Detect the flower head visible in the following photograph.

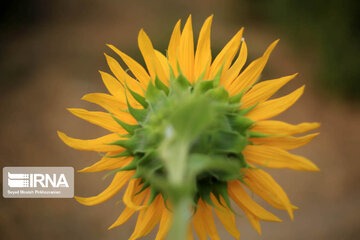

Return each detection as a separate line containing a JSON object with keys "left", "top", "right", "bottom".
{"left": 58, "top": 15, "right": 320, "bottom": 240}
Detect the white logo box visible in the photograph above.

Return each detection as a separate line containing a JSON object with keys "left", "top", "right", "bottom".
{"left": 3, "top": 167, "right": 74, "bottom": 198}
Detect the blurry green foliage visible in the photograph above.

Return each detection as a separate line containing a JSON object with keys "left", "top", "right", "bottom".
{"left": 243, "top": 0, "right": 360, "bottom": 100}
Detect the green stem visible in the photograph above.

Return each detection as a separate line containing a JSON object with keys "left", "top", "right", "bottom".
{"left": 167, "top": 196, "right": 192, "bottom": 240}
{"left": 160, "top": 134, "right": 194, "bottom": 240}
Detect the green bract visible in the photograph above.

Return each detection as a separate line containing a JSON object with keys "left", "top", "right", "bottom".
{"left": 108, "top": 69, "right": 263, "bottom": 210}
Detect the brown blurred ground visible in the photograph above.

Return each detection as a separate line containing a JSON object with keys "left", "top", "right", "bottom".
{"left": 1, "top": 1, "right": 360, "bottom": 239}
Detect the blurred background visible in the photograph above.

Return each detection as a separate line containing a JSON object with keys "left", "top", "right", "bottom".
{"left": 1, "top": 0, "right": 359, "bottom": 239}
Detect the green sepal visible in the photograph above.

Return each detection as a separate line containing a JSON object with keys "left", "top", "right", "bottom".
{"left": 197, "top": 180, "right": 216, "bottom": 208}
{"left": 106, "top": 150, "right": 131, "bottom": 158}
{"left": 135, "top": 180, "right": 150, "bottom": 195}
{"left": 229, "top": 115, "right": 254, "bottom": 133}
{"left": 212, "top": 130, "right": 248, "bottom": 154}
{"left": 194, "top": 64, "right": 208, "bottom": 84}
{"left": 115, "top": 133, "right": 132, "bottom": 138}
{"left": 101, "top": 157, "right": 138, "bottom": 180}
{"left": 109, "top": 112, "right": 140, "bottom": 135}
{"left": 145, "top": 81, "right": 167, "bottom": 109}
{"left": 229, "top": 91, "right": 245, "bottom": 104}
{"left": 168, "top": 60, "right": 176, "bottom": 81}
{"left": 127, "top": 86, "right": 148, "bottom": 108}
{"left": 109, "top": 138, "right": 136, "bottom": 152}
{"left": 194, "top": 80, "right": 215, "bottom": 94}
{"left": 212, "top": 181, "right": 233, "bottom": 211}
{"left": 155, "top": 76, "right": 169, "bottom": 95}
{"left": 126, "top": 100, "right": 147, "bottom": 122}
{"left": 248, "top": 131, "right": 271, "bottom": 138}
{"left": 237, "top": 102, "right": 259, "bottom": 115}
{"left": 171, "top": 73, "right": 191, "bottom": 93}
{"left": 118, "top": 157, "right": 138, "bottom": 171}
{"left": 147, "top": 187, "right": 160, "bottom": 205}
{"left": 205, "top": 86, "right": 229, "bottom": 102}
{"left": 237, "top": 153, "right": 249, "bottom": 168}
{"left": 212, "top": 65, "right": 224, "bottom": 87}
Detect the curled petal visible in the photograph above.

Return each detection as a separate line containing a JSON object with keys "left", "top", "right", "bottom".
{"left": 108, "top": 181, "right": 149, "bottom": 230}
{"left": 192, "top": 199, "right": 220, "bottom": 240}
{"left": 242, "top": 207, "right": 262, "bottom": 235}
{"left": 228, "top": 180, "right": 281, "bottom": 222}
{"left": 57, "top": 131, "right": 124, "bottom": 152}
{"left": 79, "top": 156, "right": 132, "bottom": 173}
{"left": 129, "top": 195, "right": 162, "bottom": 240}
{"left": 104, "top": 54, "right": 144, "bottom": 96}
{"left": 210, "top": 194, "right": 240, "bottom": 239}
{"left": 107, "top": 44, "right": 150, "bottom": 88}
{"left": 123, "top": 179, "right": 148, "bottom": 210}
{"left": 244, "top": 168, "right": 294, "bottom": 219}
{"left": 155, "top": 201, "right": 172, "bottom": 240}
{"left": 75, "top": 171, "right": 134, "bottom": 206}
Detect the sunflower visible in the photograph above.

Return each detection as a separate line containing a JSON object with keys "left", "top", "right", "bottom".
{"left": 58, "top": 15, "right": 320, "bottom": 240}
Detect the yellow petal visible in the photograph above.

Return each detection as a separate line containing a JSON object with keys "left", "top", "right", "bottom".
{"left": 67, "top": 108, "right": 135, "bottom": 133}
{"left": 192, "top": 199, "right": 220, "bottom": 240}
{"left": 168, "top": 19, "right": 181, "bottom": 77}
{"left": 209, "top": 28, "right": 243, "bottom": 80}
{"left": 228, "top": 40, "right": 279, "bottom": 96}
{"left": 108, "top": 181, "right": 149, "bottom": 230}
{"left": 109, "top": 206, "right": 135, "bottom": 230}
{"left": 104, "top": 54, "right": 144, "bottom": 96}
{"left": 242, "top": 207, "right": 262, "bottom": 235}
{"left": 187, "top": 225, "right": 194, "bottom": 240}
{"left": 243, "top": 145, "right": 320, "bottom": 171}
{"left": 194, "top": 15, "right": 213, "bottom": 81}
{"left": 246, "top": 85, "right": 305, "bottom": 121}
{"left": 222, "top": 40, "right": 248, "bottom": 89}
{"left": 244, "top": 168, "right": 294, "bottom": 219}
{"left": 75, "top": 171, "right": 134, "bottom": 206}
{"left": 154, "top": 50, "right": 170, "bottom": 84}
{"left": 251, "top": 120, "right": 321, "bottom": 135}
{"left": 138, "top": 29, "right": 168, "bottom": 84}
{"left": 82, "top": 93, "right": 128, "bottom": 113}
{"left": 178, "top": 15, "right": 194, "bottom": 82}
{"left": 210, "top": 194, "right": 240, "bottom": 239}
{"left": 228, "top": 180, "right": 281, "bottom": 222}
{"left": 99, "top": 70, "right": 125, "bottom": 98}
{"left": 242, "top": 73, "right": 298, "bottom": 108}
{"left": 123, "top": 179, "right": 148, "bottom": 211}
{"left": 129, "top": 195, "right": 162, "bottom": 240}
{"left": 250, "top": 133, "right": 319, "bottom": 150}
{"left": 78, "top": 156, "right": 132, "bottom": 173}
{"left": 155, "top": 201, "right": 172, "bottom": 240}
{"left": 57, "top": 131, "right": 123, "bottom": 152}
{"left": 107, "top": 44, "right": 150, "bottom": 88}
